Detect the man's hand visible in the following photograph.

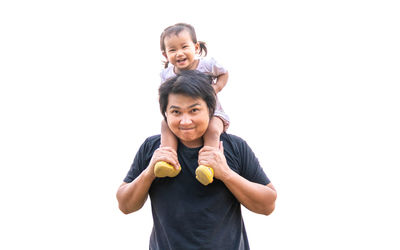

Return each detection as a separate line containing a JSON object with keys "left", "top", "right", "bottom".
{"left": 117, "top": 146, "right": 179, "bottom": 214}
{"left": 198, "top": 142, "right": 231, "bottom": 181}
{"left": 148, "top": 147, "right": 180, "bottom": 176}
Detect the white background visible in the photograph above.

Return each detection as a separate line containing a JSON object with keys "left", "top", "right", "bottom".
{"left": 1, "top": 0, "right": 399, "bottom": 249}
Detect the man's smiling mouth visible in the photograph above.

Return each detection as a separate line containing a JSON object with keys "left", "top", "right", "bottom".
{"left": 180, "top": 127, "right": 194, "bottom": 130}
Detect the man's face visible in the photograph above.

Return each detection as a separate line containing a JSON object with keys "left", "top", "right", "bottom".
{"left": 165, "top": 93, "right": 210, "bottom": 148}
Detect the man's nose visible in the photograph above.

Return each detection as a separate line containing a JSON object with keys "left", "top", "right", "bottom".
{"left": 180, "top": 114, "right": 192, "bottom": 125}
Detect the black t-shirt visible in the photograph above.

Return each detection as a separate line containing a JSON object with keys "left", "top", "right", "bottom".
{"left": 124, "top": 133, "right": 270, "bottom": 250}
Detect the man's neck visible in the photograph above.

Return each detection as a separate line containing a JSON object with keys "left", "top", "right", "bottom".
{"left": 180, "top": 138, "right": 203, "bottom": 148}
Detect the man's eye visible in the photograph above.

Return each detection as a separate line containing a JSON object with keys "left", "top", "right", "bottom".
{"left": 171, "top": 110, "right": 180, "bottom": 114}
{"left": 191, "top": 108, "right": 199, "bottom": 113}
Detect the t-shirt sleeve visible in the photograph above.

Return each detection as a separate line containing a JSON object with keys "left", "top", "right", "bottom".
{"left": 237, "top": 138, "right": 270, "bottom": 185}
{"left": 160, "top": 66, "right": 175, "bottom": 84}
{"left": 160, "top": 70, "right": 166, "bottom": 84}
{"left": 123, "top": 138, "right": 154, "bottom": 183}
{"left": 201, "top": 57, "right": 227, "bottom": 77}
{"left": 160, "top": 69, "right": 169, "bottom": 84}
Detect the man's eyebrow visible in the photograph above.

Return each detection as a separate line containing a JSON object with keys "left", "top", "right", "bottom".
{"left": 169, "top": 105, "right": 180, "bottom": 110}
{"left": 169, "top": 103, "right": 200, "bottom": 109}
{"left": 188, "top": 103, "right": 201, "bottom": 108}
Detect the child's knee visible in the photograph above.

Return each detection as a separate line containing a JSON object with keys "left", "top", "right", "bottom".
{"left": 206, "top": 119, "right": 224, "bottom": 137}
{"left": 209, "top": 117, "right": 224, "bottom": 132}
{"left": 205, "top": 127, "right": 220, "bottom": 138}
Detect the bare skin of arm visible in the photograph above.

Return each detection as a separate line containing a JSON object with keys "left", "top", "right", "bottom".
{"left": 198, "top": 143, "right": 277, "bottom": 215}
{"left": 116, "top": 147, "right": 179, "bottom": 214}
{"left": 213, "top": 72, "right": 229, "bottom": 94}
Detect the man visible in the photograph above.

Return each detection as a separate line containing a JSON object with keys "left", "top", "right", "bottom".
{"left": 117, "top": 70, "right": 277, "bottom": 249}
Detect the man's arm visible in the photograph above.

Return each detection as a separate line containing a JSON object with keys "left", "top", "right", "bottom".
{"left": 116, "top": 147, "right": 179, "bottom": 214}
{"left": 220, "top": 172, "right": 277, "bottom": 215}
{"left": 198, "top": 143, "right": 277, "bottom": 215}
{"left": 116, "top": 169, "right": 155, "bottom": 214}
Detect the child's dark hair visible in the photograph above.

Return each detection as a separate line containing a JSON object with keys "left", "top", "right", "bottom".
{"left": 160, "top": 23, "right": 208, "bottom": 68}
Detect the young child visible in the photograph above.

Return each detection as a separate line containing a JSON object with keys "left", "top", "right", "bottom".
{"left": 154, "top": 23, "right": 229, "bottom": 186}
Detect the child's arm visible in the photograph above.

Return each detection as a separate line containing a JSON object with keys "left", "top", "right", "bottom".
{"left": 213, "top": 71, "right": 229, "bottom": 94}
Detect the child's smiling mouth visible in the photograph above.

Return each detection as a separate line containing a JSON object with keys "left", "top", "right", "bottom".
{"left": 177, "top": 58, "right": 187, "bottom": 64}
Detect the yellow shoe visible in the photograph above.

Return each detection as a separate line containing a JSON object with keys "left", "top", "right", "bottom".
{"left": 154, "top": 161, "right": 181, "bottom": 178}
{"left": 195, "top": 165, "right": 214, "bottom": 186}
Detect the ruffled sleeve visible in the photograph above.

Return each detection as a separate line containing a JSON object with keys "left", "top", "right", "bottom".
{"left": 197, "top": 57, "right": 227, "bottom": 77}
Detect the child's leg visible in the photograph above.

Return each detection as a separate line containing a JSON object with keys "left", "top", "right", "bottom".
{"left": 161, "top": 119, "right": 178, "bottom": 150}
{"left": 155, "top": 120, "right": 181, "bottom": 178}
{"left": 195, "top": 116, "right": 224, "bottom": 186}
{"left": 203, "top": 116, "right": 224, "bottom": 148}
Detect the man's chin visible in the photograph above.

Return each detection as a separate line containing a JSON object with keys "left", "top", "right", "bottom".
{"left": 179, "top": 135, "right": 196, "bottom": 142}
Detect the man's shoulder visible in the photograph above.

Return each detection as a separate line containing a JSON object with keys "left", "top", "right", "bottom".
{"left": 221, "top": 133, "right": 246, "bottom": 144}
{"left": 144, "top": 134, "right": 161, "bottom": 144}
{"left": 139, "top": 134, "right": 161, "bottom": 153}
{"left": 145, "top": 134, "right": 161, "bottom": 141}
{"left": 220, "top": 133, "right": 249, "bottom": 154}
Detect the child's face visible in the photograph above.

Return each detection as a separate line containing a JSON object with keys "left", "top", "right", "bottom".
{"left": 163, "top": 30, "right": 200, "bottom": 73}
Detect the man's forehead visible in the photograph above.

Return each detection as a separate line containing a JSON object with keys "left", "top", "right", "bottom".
{"left": 167, "top": 94, "right": 204, "bottom": 108}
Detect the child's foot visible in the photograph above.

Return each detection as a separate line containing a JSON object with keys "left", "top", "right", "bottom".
{"left": 154, "top": 161, "right": 181, "bottom": 178}
{"left": 195, "top": 165, "right": 214, "bottom": 185}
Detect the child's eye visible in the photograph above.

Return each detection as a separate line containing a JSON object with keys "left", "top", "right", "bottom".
{"left": 168, "top": 49, "right": 176, "bottom": 52}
